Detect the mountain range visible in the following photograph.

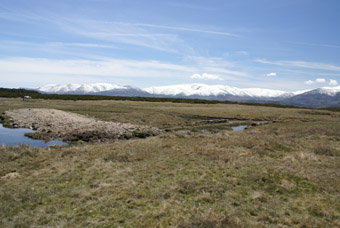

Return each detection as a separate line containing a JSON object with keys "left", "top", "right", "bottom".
{"left": 36, "top": 83, "right": 340, "bottom": 108}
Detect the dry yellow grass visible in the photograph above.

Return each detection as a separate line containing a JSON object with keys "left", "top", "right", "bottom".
{"left": 1, "top": 98, "right": 338, "bottom": 128}
{"left": 0, "top": 98, "right": 339, "bottom": 227}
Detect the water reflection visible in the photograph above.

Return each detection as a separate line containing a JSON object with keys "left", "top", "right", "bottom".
{"left": 231, "top": 125, "right": 248, "bottom": 131}
{"left": 0, "top": 124, "right": 67, "bottom": 147}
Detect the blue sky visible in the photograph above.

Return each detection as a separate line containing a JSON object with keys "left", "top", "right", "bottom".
{"left": 1, "top": 0, "right": 340, "bottom": 90}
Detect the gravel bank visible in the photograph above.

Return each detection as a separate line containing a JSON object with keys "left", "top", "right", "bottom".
{"left": 4, "top": 108, "right": 162, "bottom": 143}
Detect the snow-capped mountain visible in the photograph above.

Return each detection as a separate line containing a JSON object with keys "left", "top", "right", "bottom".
{"left": 38, "top": 83, "right": 131, "bottom": 94}
{"left": 308, "top": 86, "right": 340, "bottom": 96}
{"left": 279, "top": 86, "right": 340, "bottom": 108}
{"left": 144, "top": 84, "right": 307, "bottom": 98}
{"left": 38, "top": 83, "right": 304, "bottom": 98}
{"left": 35, "top": 83, "right": 340, "bottom": 108}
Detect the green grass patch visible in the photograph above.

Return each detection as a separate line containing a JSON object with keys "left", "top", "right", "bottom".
{"left": 24, "top": 132, "right": 43, "bottom": 140}
{"left": 132, "top": 130, "right": 152, "bottom": 138}
{"left": 0, "top": 113, "right": 12, "bottom": 128}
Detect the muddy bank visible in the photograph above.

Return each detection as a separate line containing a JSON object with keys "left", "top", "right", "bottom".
{"left": 4, "top": 108, "right": 162, "bottom": 143}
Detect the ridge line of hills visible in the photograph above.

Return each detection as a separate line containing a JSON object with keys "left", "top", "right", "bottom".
{"left": 1, "top": 83, "right": 340, "bottom": 108}
{"left": 36, "top": 83, "right": 340, "bottom": 108}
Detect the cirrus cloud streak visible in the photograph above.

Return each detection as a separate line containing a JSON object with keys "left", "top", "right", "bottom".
{"left": 191, "top": 73, "right": 223, "bottom": 80}
{"left": 257, "top": 59, "right": 340, "bottom": 72}
{"left": 0, "top": 57, "right": 196, "bottom": 84}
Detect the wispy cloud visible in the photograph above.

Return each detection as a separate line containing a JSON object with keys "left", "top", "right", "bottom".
{"left": 0, "top": 4, "right": 240, "bottom": 54}
{"left": 304, "top": 80, "right": 314, "bottom": 85}
{"left": 0, "top": 40, "right": 117, "bottom": 50}
{"left": 266, "top": 72, "right": 277, "bottom": 77}
{"left": 0, "top": 9, "right": 182, "bottom": 53}
{"left": 49, "top": 42, "right": 117, "bottom": 49}
{"left": 0, "top": 41, "right": 119, "bottom": 61}
{"left": 164, "top": 2, "right": 217, "bottom": 11}
{"left": 257, "top": 59, "right": 340, "bottom": 72}
{"left": 315, "top": 78, "right": 326, "bottom": 83}
{"left": 289, "top": 41, "right": 340, "bottom": 49}
{"left": 305, "top": 78, "right": 338, "bottom": 87}
{"left": 0, "top": 6, "right": 56, "bottom": 26}
{"left": 277, "top": 69, "right": 340, "bottom": 77}
{"left": 0, "top": 57, "right": 196, "bottom": 81}
{"left": 63, "top": 20, "right": 241, "bottom": 53}
{"left": 130, "top": 23, "right": 240, "bottom": 37}
{"left": 329, "top": 79, "right": 338, "bottom": 86}
{"left": 0, "top": 41, "right": 248, "bottom": 80}
{"left": 236, "top": 51, "right": 249, "bottom": 56}
{"left": 59, "top": 20, "right": 186, "bottom": 53}
{"left": 184, "top": 56, "right": 235, "bottom": 68}
{"left": 204, "top": 67, "right": 249, "bottom": 78}
{"left": 0, "top": 55, "right": 252, "bottom": 86}
{"left": 304, "top": 78, "right": 326, "bottom": 85}
{"left": 184, "top": 56, "right": 250, "bottom": 78}
{"left": 191, "top": 73, "right": 223, "bottom": 80}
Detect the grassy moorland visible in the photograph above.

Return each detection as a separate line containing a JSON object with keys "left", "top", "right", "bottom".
{"left": 0, "top": 97, "right": 339, "bottom": 227}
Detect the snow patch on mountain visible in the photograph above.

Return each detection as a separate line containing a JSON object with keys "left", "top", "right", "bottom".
{"left": 36, "top": 83, "right": 339, "bottom": 99}
{"left": 144, "top": 83, "right": 305, "bottom": 98}
{"left": 37, "top": 83, "right": 130, "bottom": 94}
{"left": 314, "top": 86, "right": 340, "bottom": 96}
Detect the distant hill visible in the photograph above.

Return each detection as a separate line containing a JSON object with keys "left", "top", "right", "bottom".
{"left": 0, "top": 88, "right": 40, "bottom": 94}
{"left": 35, "top": 83, "right": 340, "bottom": 108}
{"left": 0, "top": 87, "right": 40, "bottom": 98}
{"left": 279, "top": 88, "right": 340, "bottom": 108}
{"left": 1, "top": 83, "right": 339, "bottom": 108}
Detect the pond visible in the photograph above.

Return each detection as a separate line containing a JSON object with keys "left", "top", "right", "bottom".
{"left": 177, "top": 125, "right": 248, "bottom": 134}
{"left": 0, "top": 123, "right": 68, "bottom": 147}
{"left": 232, "top": 125, "right": 248, "bottom": 131}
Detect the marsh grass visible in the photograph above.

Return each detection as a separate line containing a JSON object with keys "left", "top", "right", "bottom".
{"left": 132, "top": 130, "right": 152, "bottom": 138}
{"left": 1, "top": 98, "right": 339, "bottom": 129}
{"left": 0, "top": 98, "right": 339, "bottom": 227}
{"left": 24, "top": 132, "right": 45, "bottom": 141}
{"left": 313, "top": 144, "right": 339, "bottom": 156}
{"left": 0, "top": 112, "right": 12, "bottom": 128}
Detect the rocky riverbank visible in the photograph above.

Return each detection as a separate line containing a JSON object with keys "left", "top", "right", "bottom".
{"left": 3, "top": 108, "right": 162, "bottom": 143}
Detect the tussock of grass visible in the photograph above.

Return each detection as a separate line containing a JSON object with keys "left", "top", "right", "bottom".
{"left": 24, "top": 132, "right": 44, "bottom": 140}
{"left": 313, "top": 144, "right": 339, "bottom": 156}
{"left": 0, "top": 112, "right": 12, "bottom": 128}
{"left": 132, "top": 130, "right": 152, "bottom": 138}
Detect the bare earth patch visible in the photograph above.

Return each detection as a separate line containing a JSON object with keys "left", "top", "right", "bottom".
{"left": 5, "top": 108, "right": 162, "bottom": 143}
